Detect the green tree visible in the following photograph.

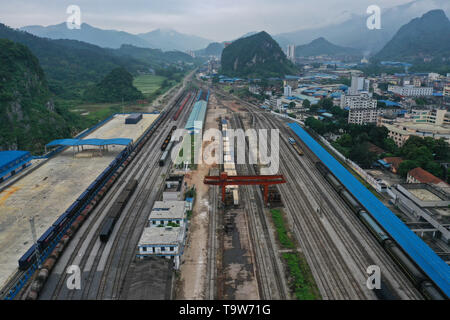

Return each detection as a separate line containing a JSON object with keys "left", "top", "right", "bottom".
{"left": 302, "top": 99, "right": 311, "bottom": 108}
{"left": 398, "top": 160, "right": 420, "bottom": 178}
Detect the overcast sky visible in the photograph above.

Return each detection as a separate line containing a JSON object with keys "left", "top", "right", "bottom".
{"left": 0, "top": 0, "right": 415, "bottom": 41}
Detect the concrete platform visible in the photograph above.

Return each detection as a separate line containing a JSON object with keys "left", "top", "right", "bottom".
{"left": 0, "top": 113, "right": 158, "bottom": 288}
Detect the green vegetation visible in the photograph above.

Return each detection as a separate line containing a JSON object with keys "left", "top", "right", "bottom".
{"left": 221, "top": 31, "right": 297, "bottom": 78}
{"left": 83, "top": 67, "right": 144, "bottom": 103}
{"left": 305, "top": 116, "right": 450, "bottom": 180}
{"left": 372, "top": 10, "right": 450, "bottom": 74}
{"left": 0, "top": 39, "right": 86, "bottom": 153}
{"left": 133, "top": 75, "right": 168, "bottom": 97}
{"left": 295, "top": 37, "right": 361, "bottom": 57}
{"left": 271, "top": 209, "right": 295, "bottom": 249}
{"left": 269, "top": 209, "right": 320, "bottom": 300}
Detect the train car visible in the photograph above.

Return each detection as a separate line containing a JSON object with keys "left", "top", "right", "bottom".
{"left": 314, "top": 159, "right": 447, "bottom": 300}
{"left": 37, "top": 226, "right": 56, "bottom": 250}
{"left": 18, "top": 244, "right": 38, "bottom": 270}
{"left": 159, "top": 141, "right": 174, "bottom": 166}
{"left": 99, "top": 217, "right": 116, "bottom": 242}
{"left": 288, "top": 137, "right": 296, "bottom": 145}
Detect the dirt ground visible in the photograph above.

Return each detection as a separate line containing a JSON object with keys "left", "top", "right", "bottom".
{"left": 176, "top": 93, "right": 227, "bottom": 299}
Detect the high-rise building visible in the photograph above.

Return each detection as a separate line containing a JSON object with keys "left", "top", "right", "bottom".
{"left": 283, "top": 85, "right": 292, "bottom": 97}
{"left": 349, "top": 76, "right": 370, "bottom": 95}
{"left": 286, "top": 44, "right": 295, "bottom": 61}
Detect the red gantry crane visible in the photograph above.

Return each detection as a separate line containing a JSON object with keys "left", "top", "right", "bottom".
{"left": 204, "top": 172, "right": 287, "bottom": 204}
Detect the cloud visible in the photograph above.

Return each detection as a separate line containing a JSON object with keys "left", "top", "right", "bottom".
{"left": 0, "top": 0, "right": 420, "bottom": 40}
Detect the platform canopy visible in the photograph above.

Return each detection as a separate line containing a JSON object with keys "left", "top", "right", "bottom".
{"left": 46, "top": 138, "right": 132, "bottom": 148}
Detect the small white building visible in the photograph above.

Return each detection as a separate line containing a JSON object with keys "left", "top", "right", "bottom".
{"left": 162, "top": 175, "right": 186, "bottom": 201}
{"left": 149, "top": 201, "right": 187, "bottom": 227}
{"left": 137, "top": 226, "right": 186, "bottom": 269}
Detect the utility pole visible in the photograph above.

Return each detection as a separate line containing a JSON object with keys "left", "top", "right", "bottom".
{"left": 29, "top": 216, "right": 41, "bottom": 269}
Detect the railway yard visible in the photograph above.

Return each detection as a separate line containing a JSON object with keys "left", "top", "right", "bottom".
{"left": 0, "top": 72, "right": 449, "bottom": 300}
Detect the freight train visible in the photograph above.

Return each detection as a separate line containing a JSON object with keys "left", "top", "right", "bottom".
{"left": 161, "top": 126, "right": 177, "bottom": 151}
{"left": 159, "top": 140, "right": 175, "bottom": 166}
{"left": 288, "top": 137, "right": 303, "bottom": 156}
{"left": 99, "top": 179, "right": 138, "bottom": 242}
{"left": 315, "top": 161, "right": 446, "bottom": 300}
{"left": 16, "top": 110, "right": 170, "bottom": 282}
{"left": 17, "top": 148, "right": 131, "bottom": 271}
{"left": 173, "top": 92, "right": 192, "bottom": 121}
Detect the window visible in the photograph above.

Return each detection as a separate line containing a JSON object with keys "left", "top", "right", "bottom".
{"left": 161, "top": 247, "right": 166, "bottom": 252}
{"left": 152, "top": 220, "right": 156, "bottom": 225}
{"left": 170, "top": 247, "right": 174, "bottom": 252}
{"left": 142, "top": 247, "right": 147, "bottom": 252}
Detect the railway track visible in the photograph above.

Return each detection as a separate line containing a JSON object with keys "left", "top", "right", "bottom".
{"left": 206, "top": 178, "right": 219, "bottom": 299}
{"left": 38, "top": 88, "right": 196, "bottom": 300}
{"left": 213, "top": 87, "right": 421, "bottom": 299}
{"left": 252, "top": 109, "right": 421, "bottom": 300}
{"left": 229, "top": 112, "right": 289, "bottom": 300}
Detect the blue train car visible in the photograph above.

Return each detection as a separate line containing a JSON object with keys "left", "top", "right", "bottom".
{"left": 52, "top": 212, "right": 70, "bottom": 231}
{"left": 18, "top": 244, "right": 37, "bottom": 270}
{"left": 37, "top": 226, "right": 56, "bottom": 249}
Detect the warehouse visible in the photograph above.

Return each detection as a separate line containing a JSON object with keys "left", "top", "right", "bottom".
{"left": 137, "top": 226, "right": 186, "bottom": 269}
{"left": 148, "top": 200, "right": 187, "bottom": 228}
{"left": 0, "top": 151, "right": 32, "bottom": 183}
{"left": 185, "top": 100, "right": 207, "bottom": 135}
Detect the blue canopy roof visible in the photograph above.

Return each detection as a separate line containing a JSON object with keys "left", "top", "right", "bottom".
{"left": 0, "top": 151, "right": 30, "bottom": 169}
{"left": 288, "top": 122, "right": 450, "bottom": 297}
{"left": 46, "top": 138, "right": 132, "bottom": 148}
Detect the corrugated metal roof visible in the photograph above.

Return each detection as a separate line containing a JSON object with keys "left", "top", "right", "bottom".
{"left": 288, "top": 122, "right": 450, "bottom": 297}
{"left": 185, "top": 100, "right": 207, "bottom": 132}
{"left": 0, "top": 151, "right": 30, "bottom": 169}
{"left": 46, "top": 138, "right": 132, "bottom": 148}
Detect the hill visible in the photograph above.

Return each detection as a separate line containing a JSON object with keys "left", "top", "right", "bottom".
{"left": 221, "top": 31, "right": 297, "bottom": 78}
{"left": 111, "top": 44, "right": 195, "bottom": 67}
{"left": 0, "top": 23, "right": 150, "bottom": 98}
{"left": 276, "top": 0, "right": 450, "bottom": 55}
{"left": 195, "top": 42, "right": 224, "bottom": 57}
{"left": 0, "top": 39, "right": 83, "bottom": 152}
{"left": 373, "top": 9, "right": 450, "bottom": 61}
{"left": 295, "top": 37, "right": 361, "bottom": 57}
{"left": 21, "top": 23, "right": 152, "bottom": 49}
{"left": 83, "top": 67, "right": 144, "bottom": 103}
{"left": 137, "top": 28, "right": 211, "bottom": 51}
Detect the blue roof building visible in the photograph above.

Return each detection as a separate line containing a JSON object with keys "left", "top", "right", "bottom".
{"left": 0, "top": 151, "right": 32, "bottom": 182}
{"left": 185, "top": 100, "right": 207, "bottom": 134}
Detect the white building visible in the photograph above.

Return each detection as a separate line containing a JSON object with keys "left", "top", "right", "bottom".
{"left": 348, "top": 108, "right": 380, "bottom": 125}
{"left": 388, "top": 85, "right": 433, "bottom": 97}
{"left": 340, "top": 93, "right": 377, "bottom": 110}
{"left": 349, "top": 76, "right": 370, "bottom": 95}
{"left": 249, "top": 84, "right": 261, "bottom": 95}
{"left": 137, "top": 226, "right": 186, "bottom": 269}
{"left": 286, "top": 44, "right": 295, "bottom": 61}
{"left": 283, "top": 85, "right": 292, "bottom": 97}
{"left": 148, "top": 201, "right": 187, "bottom": 228}
{"left": 163, "top": 175, "right": 186, "bottom": 201}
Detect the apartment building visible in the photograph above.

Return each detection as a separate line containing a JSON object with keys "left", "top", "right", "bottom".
{"left": 388, "top": 85, "right": 433, "bottom": 97}
{"left": 340, "top": 93, "right": 377, "bottom": 109}
{"left": 348, "top": 108, "right": 380, "bottom": 125}
{"left": 411, "top": 109, "right": 450, "bottom": 126}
